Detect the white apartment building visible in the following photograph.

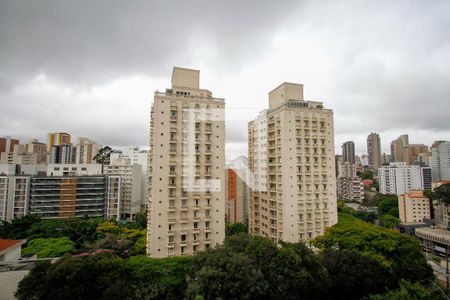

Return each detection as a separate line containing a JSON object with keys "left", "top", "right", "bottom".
{"left": 110, "top": 146, "right": 149, "bottom": 208}
{"left": 248, "top": 82, "right": 337, "bottom": 243}
{"left": 379, "top": 162, "right": 431, "bottom": 195}
{"left": 105, "top": 162, "right": 142, "bottom": 220}
{"left": 147, "top": 67, "right": 225, "bottom": 258}
{"left": 398, "top": 190, "right": 431, "bottom": 224}
{"left": 430, "top": 141, "right": 450, "bottom": 181}
{"left": 0, "top": 176, "right": 30, "bottom": 221}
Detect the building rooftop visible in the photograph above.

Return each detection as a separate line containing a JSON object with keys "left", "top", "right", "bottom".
{"left": 416, "top": 227, "right": 450, "bottom": 246}
{"left": 0, "top": 239, "right": 25, "bottom": 253}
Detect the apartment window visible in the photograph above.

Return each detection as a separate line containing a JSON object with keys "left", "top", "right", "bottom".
{"left": 194, "top": 222, "right": 199, "bottom": 229}
{"left": 181, "top": 246, "right": 186, "bottom": 254}
{"left": 205, "top": 221, "right": 210, "bottom": 228}
{"left": 181, "top": 234, "right": 186, "bottom": 242}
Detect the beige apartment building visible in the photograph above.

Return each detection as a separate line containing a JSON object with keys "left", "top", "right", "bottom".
{"left": 398, "top": 190, "right": 430, "bottom": 224}
{"left": 403, "top": 144, "right": 429, "bottom": 165}
{"left": 147, "top": 67, "right": 225, "bottom": 258}
{"left": 248, "top": 83, "right": 337, "bottom": 243}
{"left": 390, "top": 134, "right": 409, "bottom": 162}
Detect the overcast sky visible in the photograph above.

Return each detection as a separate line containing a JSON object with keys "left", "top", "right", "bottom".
{"left": 1, "top": 0, "right": 449, "bottom": 160}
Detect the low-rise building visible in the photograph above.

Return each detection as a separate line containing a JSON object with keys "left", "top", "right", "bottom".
{"left": 47, "top": 164, "right": 102, "bottom": 176}
{"left": 398, "top": 190, "right": 430, "bottom": 224}
{"left": 0, "top": 239, "right": 26, "bottom": 261}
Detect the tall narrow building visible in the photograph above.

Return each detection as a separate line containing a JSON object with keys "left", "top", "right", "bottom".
{"left": 248, "top": 82, "right": 337, "bottom": 243}
{"left": 367, "top": 132, "right": 381, "bottom": 171}
{"left": 341, "top": 141, "right": 355, "bottom": 165}
{"left": 147, "top": 67, "right": 225, "bottom": 258}
{"left": 390, "top": 134, "right": 409, "bottom": 162}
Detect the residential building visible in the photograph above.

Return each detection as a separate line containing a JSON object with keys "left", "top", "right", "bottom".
{"left": 49, "top": 144, "right": 76, "bottom": 164}
{"left": 390, "top": 134, "right": 409, "bottom": 162}
{"left": 106, "top": 176, "right": 122, "bottom": 220}
{"left": 27, "top": 139, "right": 47, "bottom": 164}
{"left": 29, "top": 176, "right": 107, "bottom": 219}
{"left": 147, "top": 67, "right": 226, "bottom": 257}
{"left": 403, "top": 144, "right": 429, "bottom": 165}
{"left": 342, "top": 141, "right": 355, "bottom": 165}
{"left": 0, "top": 136, "right": 19, "bottom": 153}
{"left": 75, "top": 137, "right": 101, "bottom": 164}
{"left": 430, "top": 141, "right": 450, "bottom": 181}
{"left": 47, "top": 132, "right": 71, "bottom": 151}
{"left": 248, "top": 82, "right": 337, "bottom": 243}
{"left": 0, "top": 151, "right": 37, "bottom": 165}
{"left": 0, "top": 174, "right": 121, "bottom": 221}
{"left": 105, "top": 161, "right": 142, "bottom": 220}
{"left": 0, "top": 176, "right": 30, "bottom": 221}
{"left": 378, "top": 162, "right": 431, "bottom": 195}
{"left": 110, "top": 146, "right": 149, "bottom": 209}
{"left": 398, "top": 190, "right": 430, "bottom": 223}
{"left": 337, "top": 177, "right": 364, "bottom": 203}
{"left": 226, "top": 168, "right": 247, "bottom": 224}
{"left": 367, "top": 132, "right": 381, "bottom": 170}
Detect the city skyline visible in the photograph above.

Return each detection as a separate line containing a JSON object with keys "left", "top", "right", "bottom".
{"left": 1, "top": 1, "right": 450, "bottom": 158}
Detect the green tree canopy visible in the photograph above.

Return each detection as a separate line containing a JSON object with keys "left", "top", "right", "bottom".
{"left": 314, "top": 213, "right": 432, "bottom": 283}
{"left": 435, "top": 183, "right": 450, "bottom": 204}
{"left": 22, "top": 237, "right": 76, "bottom": 258}
{"left": 225, "top": 222, "right": 248, "bottom": 236}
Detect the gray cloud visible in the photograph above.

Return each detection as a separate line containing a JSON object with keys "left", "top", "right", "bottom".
{"left": 0, "top": 0, "right": 301, "bottom": 89}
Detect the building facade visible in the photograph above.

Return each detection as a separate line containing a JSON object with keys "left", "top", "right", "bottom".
{"left": 367, "top": 132, "right": 381, "bottom": 171}
{"left": 248, "top": 82, "right": 337, "bottom": 243}
{"left": 0, "top": 136, "right": 19, "bottom": 153}
{"left": 337, "top": 177, "right": 364, "bottom": 203}
{"left": 430, "top": 141, "right": 450, "bottom": 181}
{"left": 403, "top": 144, "right": 429, "bottom": 165}
{"left": 75, "top": 137, "right": 101, "bottom": 164}
{"left": 378, "top": 162, "right": 431, "bottom": 195}
{"left": 390, "top": 134, "right": 409, "bottom": 162}
{"left": 342, "top": 141, "right": 355, "bottom": 165}
{"left": 105, "top": 162, "right": 142, "bottom": 220}
{"left": 398, "top": 190, "right": 431, "bottom": 223}
{"left": 147, "top": 67, "right": 225, "bottom": 257}
{"left": 47, "top": 132, "right": 71, "bottom": 151}
{"left": 225, "top": 168, "right": 246, "bottom": 224}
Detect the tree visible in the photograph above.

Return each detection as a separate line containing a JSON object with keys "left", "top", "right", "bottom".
{"left": 314, "top": 213, "right": 433, "bottom": 284}
{"left": 378, "top": 195, "right": 399, "bottom": 217}
{"left": 125, "top": 255, "right": 192, "bottom": 299}
{"left": 321, "top": 249, "right": 392, "bottom": 300}
{"left": 225, "top": 223, "right": 248, "bottom": 236}
{"left": 379, "top": 214, "right": 400, "bottom": 229}
{"left": 435, "top": 183, "right": 450, "bottom": 204}
{"left": 369, "top": 280, "right": 444, "bottom": 300}
{"left": 16, "top": 253, "right": 131, "bottom": 300}
{"left": 133, "top": 209, "right": 148, "bottom": 229}
{"left": 93, "top": 146, "right": 113, "bottom": 170}
{"left": 22, "top": 237, "right": 76, "bottom": 258}
{"left": 0, "top": 214, "right": 40, "bottom": 239}
{"left": 186, "top": 247, "right": 268, "bottom": 300}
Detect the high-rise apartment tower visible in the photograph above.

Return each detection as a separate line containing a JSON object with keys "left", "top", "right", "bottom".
{"left": 147, "top": 67, "right": 225, "bottom": 258}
